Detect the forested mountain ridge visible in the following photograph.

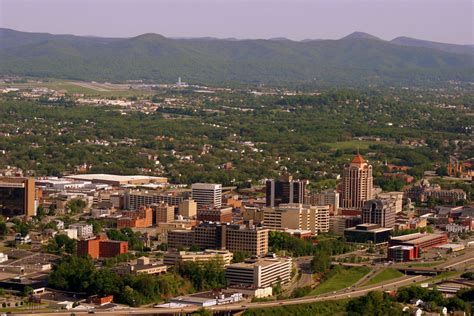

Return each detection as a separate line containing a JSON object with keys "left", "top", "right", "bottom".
{"left": 1, "top": 28, "right": 473, "bottom": 87}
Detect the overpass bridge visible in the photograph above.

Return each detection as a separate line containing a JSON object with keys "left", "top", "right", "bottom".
{"left": 395, "top": 266, "right": 451, "bottom": 276}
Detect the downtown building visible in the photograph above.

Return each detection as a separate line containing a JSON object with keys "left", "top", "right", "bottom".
{"left": 225, "top": 256, "right": 292, "bottom": 288}
{"left": 191, "top": 183, "right": 222, "bottom": 209}
{"left": 77, "top": 234, "right": 128, "bottom": 259}
{"left": 340, "top": 154, "right": 374, "bottom": 209}
{"left": 168, "top": 222, "right": 269, "bottom": 256}
{"left": 262, "top": 203, "right": 329, "bottom": 235}
{"left": 265, "top": 174, "right": 308, "bottom": 207}
{"left": 0, "top": 176, "right": 36, "bottom": 217}
{"left": 305, "top": 190, "right": 339, "bottom": 213}
{"left": 124, "top": 189, "right": 185, "bottom": 210}
{"left": 361, "top": 198, "right": 396, "bottom": 228}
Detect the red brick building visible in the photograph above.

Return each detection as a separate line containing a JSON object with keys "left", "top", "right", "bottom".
{"left": 77, "top": 235, "right": 128, "bottom": 259}
{"left": 388, "top": 245, "right": 419, "bottom": 262}
{"left": 197, "top": 207, "right": 233, "bottom": 223}
{"left": 388, "top": 233, "right": 448, "bottom": 250}
{"left": 117, "top": 206, "right": 153, "bottom": 228}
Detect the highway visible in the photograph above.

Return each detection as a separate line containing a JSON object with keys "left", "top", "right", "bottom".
{"left": 15, "top": 248, "right": 474, "bottom": 316}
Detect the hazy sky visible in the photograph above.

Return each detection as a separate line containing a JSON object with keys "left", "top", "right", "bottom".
{"left": 1, "top": 0, "right": 473, "bottom": 44}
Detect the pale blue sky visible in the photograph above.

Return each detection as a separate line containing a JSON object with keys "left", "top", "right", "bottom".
{"left": 1, "top": 0, "right": 473, "bottom": 44}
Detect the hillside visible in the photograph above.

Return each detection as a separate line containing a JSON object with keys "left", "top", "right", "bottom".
{"left": 391, "top": 36, "right": 474, "bottom": 56}
{"left": 0, "top": 28, "right": 473, "bottom": 87}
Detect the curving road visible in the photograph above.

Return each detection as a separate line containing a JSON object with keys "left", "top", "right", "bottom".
{"left": 15, "top": 249, "right": 474, "bottom": 316}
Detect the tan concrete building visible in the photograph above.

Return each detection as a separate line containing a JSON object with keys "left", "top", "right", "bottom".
{"left": 241, "top": 205, "right": 264, "bottom": 224}
{"left": 225, "top": 257, "right": 292, "bottom": 288}
{"left": 151, "top": 202, "right": 175, "bottom": 224}
{"left": 156, "top": 220, "right": 197, "bottom": 243}
{"left": 340, "top": 154, "right": 374, "bottom": 209}
{"left": 114, "top": 257, "right": 168, "bottom": 275}
{"left": 163, "top": 249, "right": 233, "bottom": 266}
{"left": 225, "top": 225, "right": 269, "bottom": 257}
{"left": 377, "top": 192, "right": 403, "bottom": 213}
{"left": 179, "top": 199, "right": 197, "bottom": 218}
{"left": 306, "top": 190, "right": 340, "bottom": 213}
{"left": 263, "top": 203, "right": 330, "bottom": 235}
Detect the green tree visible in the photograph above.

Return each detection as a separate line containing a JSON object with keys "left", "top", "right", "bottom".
{"left": 67, "top": 198, "right": 87, "bottom": 214}
{"left": 232, "top": 251, "right": 251, "bottom": 263}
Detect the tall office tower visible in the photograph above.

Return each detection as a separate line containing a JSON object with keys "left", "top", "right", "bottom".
{"left": 361, "top": 199, "right": 396, "bottom": 228}
{"left": 0, "top": 177, "right": 36, "bottom": 217}
{"left": 178, "top": 199, "right": 197, "bottom": 218}
{"left": 340, "top": 154, "right": 374, "bottom": 209}
{"left": 151, "top": 202, "right": 175, "bottom": 224}
{"left": 265, "top": 174, "right": 308, "bottom": 207}
{"left": 191, "top": 183, "right": 222, "bottom": 209}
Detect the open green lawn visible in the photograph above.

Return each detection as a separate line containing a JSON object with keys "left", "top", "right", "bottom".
{"left": 309, "top": 266, "right": 371, "bottom": 295}
{"left": 364, "top": 268, "right": 405, "bottom": 286}
{"left": 243, "top": 299, "right": 348, "bottom": 316}
{"left": 398, "top": 260, "right": 444, "bottom": 268}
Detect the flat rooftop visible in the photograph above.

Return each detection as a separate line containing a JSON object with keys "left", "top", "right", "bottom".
{"left": 390, "top": 233, "right": 424, "bottom": 241}
{"left": 65, "top": 174, "right": 167, "bottom": 184}
{"left": 227, "top": 258, "right": 290, "bottom": 269}
{"left": 345, "top": 226, "right": 392, "bottom": 233}
{"left": 395, "top": 234, "right": 446, "bottom": 245}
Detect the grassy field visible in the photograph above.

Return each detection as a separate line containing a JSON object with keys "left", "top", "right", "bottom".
{"left": 398, "top": 260, "right": 445, "bottom": 268}
{"left": 363, "top": 268, "right": 405, "bottom": 286}
{"left": 243, "top": 299, "right": 348, "bottom": 316}
{"left": 309, "top": 266, "right": 372, "bottom": 295}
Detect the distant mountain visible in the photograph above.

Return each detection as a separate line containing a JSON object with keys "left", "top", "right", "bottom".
{"left": 0, "top": 28, "right": 473, "bottom": 87}
{"left": 391, "top": 36, "right": 474, "bottom": 55}
{"left": 341, "top": 32, "right": 382, "bottom": 41}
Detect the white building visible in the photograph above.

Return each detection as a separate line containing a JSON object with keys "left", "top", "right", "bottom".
{"left": 60, "top": 228, "right": 78, "bottom": 240}
{"left": 191, "top": 183, "right": 222, "bottom": 209}
{"left": 53, "top": 219, "right": 65, "bottom": 230}
{"left": 0, "top": 252, "right": 8, "bottom": 263}
{"left": 225, "top": 257, "right": 292, "bottom": 288}
{"left": 445, "top": 223, "right": 469, "bottom": 234}
{"left": 68, "top": 222, "right": 93, "bottom": 239}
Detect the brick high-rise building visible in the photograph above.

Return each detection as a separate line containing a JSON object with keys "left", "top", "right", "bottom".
{"left": 340, "top": 154, "right": 374, "bottom": 209}
{"left": 266, "top": 174, "right": 308, "bottom": 207}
